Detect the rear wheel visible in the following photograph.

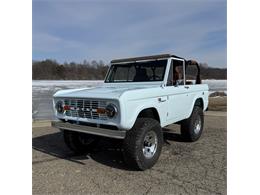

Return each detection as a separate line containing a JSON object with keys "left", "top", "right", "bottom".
{"left": 63, "top": 130, "right": 99, "bottom": 154}
{"left": 123, "top": 118, "right": 163, "bottom": 170}
{"left": 181, "top": 106, "right": 204, "bottom": 142}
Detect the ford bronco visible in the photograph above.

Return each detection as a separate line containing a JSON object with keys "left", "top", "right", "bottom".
{"left": 52, "top": 54, "right": 209, "bottom": 170}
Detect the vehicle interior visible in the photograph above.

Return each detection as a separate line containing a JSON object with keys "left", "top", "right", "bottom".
{"left": 105, "top": 60, "right": 167, "bottom": 83}
{"left": 107, "top": 54, "right": 201, "bottom": 84}
{"left": 167, "top": 59, "right": 201, "bottom": 86}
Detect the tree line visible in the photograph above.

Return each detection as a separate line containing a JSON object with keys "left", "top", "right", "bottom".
{"left": 32, "top": 59, "right": 226, "bottom": 80}
{"left": 32, "top": 59, "right": 108, "bottom": 80}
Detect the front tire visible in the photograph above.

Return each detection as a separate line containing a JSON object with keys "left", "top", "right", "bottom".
{"left": 181, "top": 106, "right": 204, "bottom": 142}
{"left": 63, "top": 130, "right": 99, "bottom": 154}
{"left": 123, "top": 118, "right": 163, "bottom": 170}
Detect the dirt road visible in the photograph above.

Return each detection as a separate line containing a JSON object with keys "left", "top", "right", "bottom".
{"left": 33, "top": 111, "right": 226, "bottom": 195}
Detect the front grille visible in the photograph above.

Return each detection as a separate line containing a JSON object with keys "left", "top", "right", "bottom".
{"left": 63, "top": 99, "right": 108, "bottom": 120}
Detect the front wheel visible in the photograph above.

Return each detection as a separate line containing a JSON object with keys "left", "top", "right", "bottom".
{"left": 123, "top": 118, "right": 163, "bottom": 170}
{"left": 181, "top": 106, "right": 204, "bottom": 142}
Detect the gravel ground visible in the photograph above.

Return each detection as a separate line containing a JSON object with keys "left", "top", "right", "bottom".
{"left": 32, "top": 111, "right": 226, "bottom": 195}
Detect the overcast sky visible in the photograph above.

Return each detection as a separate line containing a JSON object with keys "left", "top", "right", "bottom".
{"left": 33, "top": 0, "right": 226, "bottom": 68}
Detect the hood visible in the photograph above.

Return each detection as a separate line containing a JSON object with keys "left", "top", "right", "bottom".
{"left": 53, "top": 84, "right": 160, "bottom": 99}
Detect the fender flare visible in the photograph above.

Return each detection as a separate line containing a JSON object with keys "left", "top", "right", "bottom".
{"left": 128, "top": 105, "right": 161, "bottom": 130}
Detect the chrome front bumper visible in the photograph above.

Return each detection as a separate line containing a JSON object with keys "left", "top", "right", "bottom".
{"left": 51, "top": 121, "right": 126, "bottom": 139}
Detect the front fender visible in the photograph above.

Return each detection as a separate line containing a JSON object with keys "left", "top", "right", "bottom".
{"left": 120, "top": 98, "right": 164, "bottom": 130}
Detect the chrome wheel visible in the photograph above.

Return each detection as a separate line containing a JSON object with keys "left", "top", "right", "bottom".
{"left": 142, "top": 131, "right": 158, "bottom": 159}
{"left": 194, "top": 116, "right": 202, "bottom": 134}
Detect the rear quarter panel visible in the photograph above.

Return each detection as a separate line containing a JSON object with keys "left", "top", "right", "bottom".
{"left": 185, "top": 84, "right": 209, "bottom": 118}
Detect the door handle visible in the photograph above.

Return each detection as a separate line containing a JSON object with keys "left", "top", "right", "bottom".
{"left": 158, "top": 97, "right": 167, "bottom": 102}
{"left": 184, "top": 86, "right": 189, "bottom": 89}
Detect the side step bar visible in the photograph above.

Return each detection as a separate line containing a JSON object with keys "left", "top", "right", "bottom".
{"left": 51, "top": 121, "right": 126, "bottom": 139}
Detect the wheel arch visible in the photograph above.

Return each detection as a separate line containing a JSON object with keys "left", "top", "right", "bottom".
{"left": 137, "top": 107, "right": 161, "bottom": 124}
{"left": 186, "top": 97, "right": 205, "bottom": 119}
{"left": 194, "top": 98, "right": 204, "bottom": 109}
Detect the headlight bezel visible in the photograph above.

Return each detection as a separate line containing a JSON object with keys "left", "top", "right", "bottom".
{"left": 55, "top": 100, "right": 64, "bottom": 114}
{"left": 105, "top": 103, "right": 118, "bottom": 118}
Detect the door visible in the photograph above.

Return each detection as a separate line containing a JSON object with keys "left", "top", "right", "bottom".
{"left": 166, "top": 59, "right": 190, "bottom": 123}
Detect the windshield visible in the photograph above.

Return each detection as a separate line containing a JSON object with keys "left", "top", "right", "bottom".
{"left": 105, "top": 60, "right": 167, "bottom": 83}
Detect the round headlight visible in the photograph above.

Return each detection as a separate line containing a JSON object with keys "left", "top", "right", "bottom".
{"left": 56, "top": 100, "right": 64, "bottom": 114}
{"left": 106, "top": 104, "right": 117, "bottom": 118}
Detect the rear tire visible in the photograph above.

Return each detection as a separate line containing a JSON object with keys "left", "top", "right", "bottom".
{"left": 123, "top": 118, "right": 163, "bottom": 170}
{"left": 63, "top": 130, "right": 99, "bottom": 154}
{"left": 181, "top": 106, "right": 204, "bottom": 142}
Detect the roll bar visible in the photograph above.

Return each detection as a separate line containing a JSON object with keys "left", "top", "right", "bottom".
{"left": 185, "top": 60, "right": 201, "bottom": 84}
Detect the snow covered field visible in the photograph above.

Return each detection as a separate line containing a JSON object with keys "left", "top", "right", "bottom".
{"left": 32, "top": 80, "right": 227, "bottom": 120}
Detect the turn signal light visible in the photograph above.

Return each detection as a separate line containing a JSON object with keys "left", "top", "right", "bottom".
{"left": 63, "top": 105, "right": 70, "bottom": 111}
{"left": 96, "top": 108, "right": 106, "bottom": 114}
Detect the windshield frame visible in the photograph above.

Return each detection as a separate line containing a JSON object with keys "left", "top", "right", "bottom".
{"left": 104, "top": 59, "right": 168, "bottom": 83}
